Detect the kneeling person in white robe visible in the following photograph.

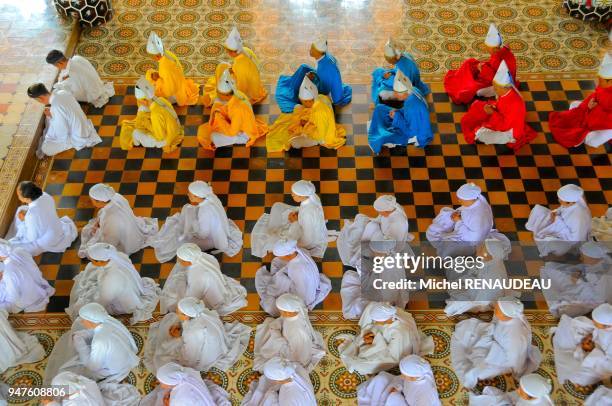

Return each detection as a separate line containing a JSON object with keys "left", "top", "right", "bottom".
{"left": 0, "top": 309, "right": 45, "bottom": 373}
{"left": 7, "top": 181, "right": 77, "bottom": 256}
{"left": 470, "top": 373, "right": 553, "bottom": 406}
{"left": 0, "top": 239, "right": 55, "bottom": 313}
{"left": 444, "top": 237, "right": 513, "bottom": 316}
{"left": 256, "top": 239, "right": 331, "bottom": 316}
{"left": 27, "top": 83, "right": 101, "bottom": 158}
{"left": 46, "top": 50, "right": 115, "bottom": 108}
{"left": 44, "top": 303, "right": 139, "bottom": 384}
{"left": 338, "top": 302, "right": 434, "bottom": 375}
{"left": 337, "top": 194, "right": 413, "bottom": 269}
{"left": 79, "top": 183, "right": 158, "bottom": 258}
{"left": 251, "top": 180, "right": 330, "bottom": 258}
{"left": 584, "top": 385, "right": 612, "bottom": 406}
{"left": 341, "top": 240, "right": 410, "bottom": 320}
{"left": 160, "top": 243, "right": 247, "bottom": 314}
{"left": 46, "top": 371, "right": 141, "bottom": 406}
{"left": 542, "top": 241, "right": 612, "bottom": 318}
{"left": 140, "top": 362, "right": 231, "bottom": 406}
{"left": 426, "top": 183, "right": 499, "bottom": 256}
{"left": 67, "top": 243, "right": 160, "bottom": 324}
{"left": 144, "top": 297, "right": 250, "bottom": 373}
{"left": 152, "top": 180, "right": 243, "bottom": 262}
{"left": 254, "top": 294, "right": 325, "bottom": 372}
{"left": 241, "top": 357, "right": 317, "bottom": 406}
{"left": 526, "top": 184, "right": 592, "bottom": 257}
{"left": 553, "top": 302, "right": 612, "bottom": 387}
{"left": 357, "top": 354, "right": 441, "bottom": 406}
{"left": 451, "top": 297, "right": 541, "bottom": 389}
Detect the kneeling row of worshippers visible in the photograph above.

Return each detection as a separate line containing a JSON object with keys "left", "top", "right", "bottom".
{"left": 30, "top": 25, "right": 612, "bottom": 160}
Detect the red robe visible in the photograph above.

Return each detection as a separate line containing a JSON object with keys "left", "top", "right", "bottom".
{"left": 444, "top": 46, "right": 517, "bottom": 105}
{"left": 549, "top": 85, "right": 612, "bottom": 148}
{"left": 461, "top": 88, "right": 537, "bottom": 151}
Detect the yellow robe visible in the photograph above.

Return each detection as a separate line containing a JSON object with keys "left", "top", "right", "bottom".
{"left": 266, "top": 95, "right": 346, "bottom": 152}
{"left": 203, "top": 47, "right": 267, "bottom": 107}
{"left": 146, "top": 51, "right": 199, "bottom": 106}
{"left": 120, "top": 97, "right": 184, "bottom": 153}
{"left": 197, "top": 91, "right": 268, "bottom": 150}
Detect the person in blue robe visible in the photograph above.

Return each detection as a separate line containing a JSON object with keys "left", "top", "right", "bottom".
{"left": 275, "top": 36, "right": 352, "bottom": 113}
{"left": 371, "top": 39, "right": 430, "bottom": 106}
{"left": 368, "top": 70, "right": 433, "bottom": 154}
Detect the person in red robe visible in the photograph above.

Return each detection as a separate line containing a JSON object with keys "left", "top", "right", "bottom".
{"left": 549, "top": 53, "right": 612, "bottom": 149}
{"left": 444, "top": 23, "right": 517, "bottom": 105}
{"left": 461, "top": 60, "right": 537, "bottom": 151}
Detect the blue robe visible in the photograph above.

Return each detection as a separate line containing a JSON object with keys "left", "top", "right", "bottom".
{"left": 275, "top": 53, "right": 352, "bottom": 113}
{"left": 371, "top": 53, "right": 430, "bottom": 104}
{"left": 368, "top": 91, "right": 433, "bottom": 153}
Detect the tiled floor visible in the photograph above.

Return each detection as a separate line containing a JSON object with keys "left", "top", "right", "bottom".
{"left": 37, "top": 81, "right": 612, "bottom": 312}
{"left": 77, "top": 0, "right": 609, "bottom": 82}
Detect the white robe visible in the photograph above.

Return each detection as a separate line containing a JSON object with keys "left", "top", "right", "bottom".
{"left": 66, "top": 256, "right": 160, "bottom": 324}
{"left": 251, "top": 197, "right": 329, "bottom": 258}
{"left": 338, "top": 304, "right": 434, "bottom": 375}
{"left": 0, "top": 310, "right": 45, "bottom": 373}
{"left": 469, "top": 386, "right": 554, "bottom": 406}
{"left": 254, "top": 314, "right": 325, "bottom": 372}
{"left": 525, "top": 200, "right": 592, "bottom": 257}
{"left": 44, "top": 317, "right": 139, "bottom": 384}
{"left": 78, "top": 193, "right": 158, "bottom": 258}
{"left": 159, "top": 258, "right": 247, "bottom": 315}
{"left": 451, "top": 316, "right": 541, "bottom": 389}
{"left": 151, "top": 198, "right": 243, "bottom": 263}
{"left": 48, "top": 374, "right": 140, "bottom": 406}
{"left": 241, "top": 365, "right": 317, "bottom": 406}
{"left": 591, "top": 207, "right": 612, "bottom": 242}
{"left": 7, "top": 192, "right": 77, "bottom": 256}
{"left": 541, "top": 260, "right": 611, "bottom": 318}
{"left": 337, "top": 205, "right": 413, "bottom": 269}
{"left": 53, "top": 55, "right": 115, "bottom": 108}
{"left": 584, "top": 385, "right": 612, "bottom": 406}
{"left": 143, "top": 310, "right": 250, "bottom": 373}
{"left": 255, "top": 249, "right": 331, "bottom": 316}
{"left": 357, "top": 370, "right": 442, "bottom": 406}
{"left": 139, "top": 379, "right": 231, "bottom": 406}
{"left": 426, "top": 196, "right": 495, "bottom": 256}
{"left": 39, "top": 90, "right": 101, "bottom": 157}
{"left": 553, "top": 315, "right": 612, "bottom": 386}
{"left": 0, "top": 247, "right": 55, "bottom": 313}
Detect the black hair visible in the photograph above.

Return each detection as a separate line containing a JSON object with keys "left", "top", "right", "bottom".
{"left": 18, "top": 181, "right": 43, "bottom": 201}
{"left": 46, "top": 50, "right": 66, "bottom": 65}
{"left": 27, "top": 83, "right": 50, "bottom": 99}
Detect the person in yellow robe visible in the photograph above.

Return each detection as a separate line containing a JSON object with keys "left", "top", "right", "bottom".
{"left": 267, "top": 76, "right": 346, "bottom": 152}
{"left": 119, "top": 77, "right": 184, "bottom": 153}
{"left": 202, "top": 27, "right": 267, "bottom": 107}
{"left": 197, "top": 68, "right": 268, "bottom": 150}
{"left": 145, "top": 32, "right": 199, "bottom": 107}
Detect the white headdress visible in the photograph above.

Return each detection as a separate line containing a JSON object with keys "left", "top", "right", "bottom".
{"left": 136, "top": 76, "right": 155, "bottom": 100}
{"left": 393, "top": 69, "right": 413, "bottom": 93}
{"left": 456, "top": 182, "right": 481, "bottom": 200}
{"left": 299, "top": 76, "right": 318, "bottom": 101}
{"left": 217, "top": 68, "right": 235, "bottom": 95}
{"left": 557, "top": 184, "right": 584, "bottom": 203}
{"left": 146, "top": 32, "right": 164, "bottom": 55}
{"left": 485, "top": 23, "right": 502, "bottom": 47}
{"left": 384, "top": 38, "right": 401, "bottom": 59}
{"left": 224, "top": 26, "right": 243, "bottom": 52}
{"left": 312, "top": 36, "right": 328, "bottom": 53}
{"left": 493, "top": 60, "right": 513, "bottom": 87}
{"left": 598, "top": 52, "right": 612, "bottom": 80}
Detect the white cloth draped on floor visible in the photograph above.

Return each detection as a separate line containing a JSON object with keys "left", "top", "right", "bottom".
{"left": 53, "top": 55, "right": 115, "bottom": 108}
{"left": 143, "top": 300, "right": 250, "bottom": 373}
{"left": 151, "top": 184, "right": 243, "bottom": 262}
{"left": 553, "top": 314, "right": 612, "bottom": 386}
{"left": 66, "top": 243, "right": 160, "bottom": 324}
{"left": 159, "top": 244, "right": 246, "bottom": 315}
{"left": 584, "top": 385, "right": 612, "bottom": 406}
{"left": 338, "top": 303, "right": 434, "bottom": 375}
{"left": 0, "top": 240, "right": 55, "bottom": 313}
{"left": 7, "top": 192, "right": 77, "bottom": 256}
{"left": 79, "top": 185, "right": 158, "bottom": 258}
{"left": 253, "top": 294, "right": 325, "bottom": 372}
{"left": 48, "top": 371, "right": 141, "bottom": 406}
{"left": 44, "top": 304, "right": 139, "bottom": 385}
{"left": 255, "top": 242, "right": 331, "bottom": 316}
{"left": 38, "top": 90, "right": 102, "bottom": 157}
{"left": 0, "top": 309, "right": 45, "bottom": 373}
{"left": 591, "top": 207, "right": 612, "bottom": 242}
